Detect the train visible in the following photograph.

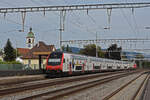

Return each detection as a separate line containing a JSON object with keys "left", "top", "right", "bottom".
{"left": 45, "top": 51, "right": 136, "bottom": 76}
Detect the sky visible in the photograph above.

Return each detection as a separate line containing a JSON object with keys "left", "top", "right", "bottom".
{"left": 0, "top": 0, "right": 150, "bottom": 54}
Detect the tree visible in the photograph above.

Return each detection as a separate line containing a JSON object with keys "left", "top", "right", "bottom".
{"left": 66, "top": 45, "right": 72, "bottom": 52}
{"left": 135, "top": 53, "right": 144, "bottom": 60}
{"left": 121, "top": 52, "right": 128, "bottom": 61}
{"left": 0, "top": 49, "right": 3, "bottom": 55}
{"left": 4, "top": 39, "right": 16, "bottom": 61}
{"left": 61, "top": 45, "right": 72, "bottom": 52}
{"left": 105, "top": 44, "right": 122, "bottom": 60}
{"left": 79, "top": 44, "right": 104, "bottom": 58}
{"left": 61, "top": 45, "right": 65, "bottom": 51}
{"left": 135, "top": 53, "right": 144, "bottom": 68}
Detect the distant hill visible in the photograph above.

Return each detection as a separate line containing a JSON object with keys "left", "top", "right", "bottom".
{"left": 70, "top": 47, "right": 81, "bottom": 53}
{"left": 56, "top": 47, "right": 81, "bottom": 53}
{"left": 122, "top": 51, "right": 150, "bottom": 60}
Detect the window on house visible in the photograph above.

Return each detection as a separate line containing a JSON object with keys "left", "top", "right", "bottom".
{"left": 28, "top": 60, "right": 31, "bottom": 65}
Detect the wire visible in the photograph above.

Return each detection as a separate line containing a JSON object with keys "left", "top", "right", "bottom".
{"left": 120, "top": 9, "right": 137, "bottom": 36}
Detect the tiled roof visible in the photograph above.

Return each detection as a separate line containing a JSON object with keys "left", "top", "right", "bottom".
{"left": 17, "top": 48, "right": 30, "bottom": 57}
{"left": 22, "top": 41, "right": 55, "bottom": 59}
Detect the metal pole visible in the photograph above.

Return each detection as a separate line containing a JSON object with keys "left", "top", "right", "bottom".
{"left": 120, "top": 50, "right": 122, "bottom": 60}
{"left": 60, "top": 11, "right": 62, "bottom": 51}
{"left": 16, "top": 40, "right": 17, "bottom": 58}
{"left": 96, "top": 32, "right": 98, "bottom": 57}
{"left": 39, "top": 55, "right": 42, "bottom": 70}
{"left": 60, "top": 29, "right": 62, "bottom": 51}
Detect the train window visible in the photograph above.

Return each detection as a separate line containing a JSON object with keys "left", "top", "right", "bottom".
{"left": 47, "top": 52, "right": 63, "bottom": 66}
{"left": 76, "top": 66, "right": 82, "bottom": 70}
{"left": 63, "top": 59, "right": 65, "bottom": 63}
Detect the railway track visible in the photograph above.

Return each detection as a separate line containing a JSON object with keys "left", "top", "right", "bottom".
{"left": 0, "top": 75, "right": 45, "bottom": 86}
{"left": 0, "top": 71, "right": 128, "bottom": 96}
{"left": 0, "top": 70, "right": 144, "bottom": 100}
{"left": 7, "top": 70, "right": 142, "bottom": 100}
{"left": 103, "top": 71, "right": 150, "bottom": 100}
{"left": 132, "top": 72, "right": 150, "bottom": 100}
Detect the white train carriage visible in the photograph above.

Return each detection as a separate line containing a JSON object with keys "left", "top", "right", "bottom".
{"left": 46, "top": 52, "right": 136, "bottom": 75}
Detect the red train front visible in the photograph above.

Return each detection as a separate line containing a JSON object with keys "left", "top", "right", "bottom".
{"left": 46, "top": 52, "right": 64, "bottom": 74}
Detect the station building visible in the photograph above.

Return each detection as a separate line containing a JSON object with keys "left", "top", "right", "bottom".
{"left": 17, "top": 28, "right": 56, "bottom": 69}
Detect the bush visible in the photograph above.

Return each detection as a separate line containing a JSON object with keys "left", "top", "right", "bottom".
{"left": 0, "top": 61, "right": 21, "bottom": 64}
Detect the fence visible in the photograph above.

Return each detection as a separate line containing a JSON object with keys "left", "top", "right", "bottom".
{"left": 0, "top": 64, "right": 45, "bottom": 77}
{"left": 0, "top": 64, "right": 46, "bottom": 70}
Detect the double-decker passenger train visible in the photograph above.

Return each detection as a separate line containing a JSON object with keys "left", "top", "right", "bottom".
{"left": 46, "top": 52, "right": 136, "bottom": 76}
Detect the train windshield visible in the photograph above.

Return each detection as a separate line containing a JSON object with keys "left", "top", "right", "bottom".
{"left": 47, "top": 52, "right": 63, "bottom": 66}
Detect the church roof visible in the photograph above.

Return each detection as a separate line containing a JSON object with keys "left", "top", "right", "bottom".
{"left": 26, "top": 28, "right": 35, "bottom": 38}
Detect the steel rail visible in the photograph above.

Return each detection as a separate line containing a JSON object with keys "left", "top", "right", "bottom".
{"left": 139, "top": 73, "right": 150, "bottom": 100}
{"left": 19, "top": 70, "right": 142, "bottom": 100}
{"left": 132, "top": 72, "right": 150, "bottom": 100}
{"left": 102, "top": 71, "right": 149, "bottom": 100}
{"left": 0, "top": 71, "right": 126, "bottom": 97}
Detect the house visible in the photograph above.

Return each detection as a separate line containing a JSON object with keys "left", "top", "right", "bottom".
{"left": 18, "top": 41, "right": 56, "bottom": 69}
{"left": 17, "top": 28, "right": 56, "bottom": 69}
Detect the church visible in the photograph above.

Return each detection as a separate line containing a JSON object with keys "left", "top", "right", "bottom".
{"left": 17, "top": 28, "right": 56, "bottom": 69}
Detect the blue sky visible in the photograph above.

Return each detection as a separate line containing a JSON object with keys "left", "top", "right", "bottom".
{"left": 0, "top": 0, "right": 150, "bottom": 54}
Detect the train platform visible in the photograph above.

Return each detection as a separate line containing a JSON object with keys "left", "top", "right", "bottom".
{"left": 0, "top": 74, "right": 45, "bottom": 85}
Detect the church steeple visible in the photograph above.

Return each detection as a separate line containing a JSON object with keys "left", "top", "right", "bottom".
{"left": 30, "top": 27, "right": 32, "bottom": 32}
{"left": 26, "top": 27, "right": 35, "bottom": 49}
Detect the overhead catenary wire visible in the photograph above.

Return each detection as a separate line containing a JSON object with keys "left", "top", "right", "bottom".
{"left": 62, "top": 0, "right": 100, "bottom": 36}
{"left": 120, "top": 9, "right": 137, "bottom": 35}
{"left": 29, "top": 0, "right": 99, "bottom": 36}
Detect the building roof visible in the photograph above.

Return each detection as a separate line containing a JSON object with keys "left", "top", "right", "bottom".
{"left": 26, "top": 28, "right": 35, "bottom": 38}
{"left": 17, "top": 48, "right": 30, "bottom": 57}
{"left": 22, "top": 41, "right": 55, "bottom": 59}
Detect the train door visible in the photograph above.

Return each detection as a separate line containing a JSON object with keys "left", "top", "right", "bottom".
{"left": 87, "top": 58, "right": 91, "bottom": 71}
{"left": 63, "top": 55, "right": 69, "bottom": 72}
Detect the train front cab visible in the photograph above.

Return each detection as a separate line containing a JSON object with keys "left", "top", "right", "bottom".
{"left": 46, "top": 52, "right": 63, "bottom": 76}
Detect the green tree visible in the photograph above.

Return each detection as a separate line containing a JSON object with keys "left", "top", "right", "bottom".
{"left": 105, "top": 44, "right": 122, "bottom": 60}
{"left": 121, "top": 52, "right": 128, "bottom": 61}
{"left": 61, "top": 45, "right": 65, "bottom": 51}
{"left": 135, "top": 53, "right": 144, "bottom": 60}
{"left": 135, "top": 53, "right": 144, "bottom": 68}
{"left": 66, "top": 45, "right": 72, "bottom": 52}
{"left": 4, "top": 39, "right": 16, "bottom": 61}
{"left": 61, "top": 45, "right": 72, "bottom": 52}
{"left": 79, "top": 44, "right": 104, "bottom": 58}
{"left": 0, "top": 49, "right": 3, "bottom": 55}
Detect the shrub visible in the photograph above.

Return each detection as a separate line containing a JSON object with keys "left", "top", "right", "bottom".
{"left": 0, "top": 61, "right": 22, "bottom": 64}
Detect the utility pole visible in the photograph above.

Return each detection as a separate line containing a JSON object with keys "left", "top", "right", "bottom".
{"left": 59, "top": 11, "right": 63, "bottom": 51}
{"left": 96, "top": 32, "right": 98, "bottom": 58}
{"left": 59, "top": 28, "right": 62, "bottom": 51}
{"left": 59, "top": 10, "right": 66, "bottom": 51}
{"left": 16, "top": 40, "right": 17, "bottom": 58}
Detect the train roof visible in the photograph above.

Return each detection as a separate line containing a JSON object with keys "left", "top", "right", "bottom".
{"left": 51, "top": 51, "right": 132, "bottom": 63}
